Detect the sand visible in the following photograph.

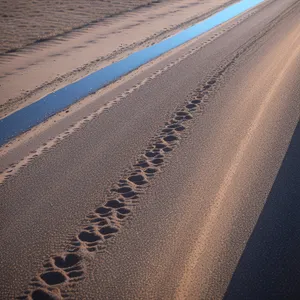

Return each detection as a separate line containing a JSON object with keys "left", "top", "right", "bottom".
{"left": 0, "top": 0, "right": 234, "bottom": 118}
{"left": 1, "top": 0, "right": 300, "bottom": 298}
{"left": 0, "top": 0, "right": 165, "bottom": 54}
{"left": 0, "top": 0, "right": 300, "bottom": 299}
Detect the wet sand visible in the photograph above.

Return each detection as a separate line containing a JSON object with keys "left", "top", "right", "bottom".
{"left": 0, "top": 0, "right": 300, "bottom": 299}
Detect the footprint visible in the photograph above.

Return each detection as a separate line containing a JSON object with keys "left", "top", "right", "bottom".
{"left": 40, "top": 271, "right": 66, "bottom": 285}
{"left": 31, "top": 289, "right": 57, "bottom": 300}
{"left": 20, "top": 44, "right": 230, "bottom": 298}
{"left": 53, "top": 254, "right": 81, "bottom": 269}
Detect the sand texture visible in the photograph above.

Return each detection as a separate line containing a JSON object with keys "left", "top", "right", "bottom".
{"left": 1, "top": 0, "right": 300, "bottom": 299}
{"left": 0, "top": 0, "right": 165, "bottom": 54}
{"left": 0, "top": 0, "right": 233, "bottom": 118}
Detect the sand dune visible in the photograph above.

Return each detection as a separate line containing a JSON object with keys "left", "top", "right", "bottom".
{"left": 0, "top": 0, "right": 164, "bottom": 54}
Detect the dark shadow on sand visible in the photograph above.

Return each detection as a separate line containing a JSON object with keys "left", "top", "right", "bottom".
{"left": 224, "top": 121, "right": 300, "bottom": 300}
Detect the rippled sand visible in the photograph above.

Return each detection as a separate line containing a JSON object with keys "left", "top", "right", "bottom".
{"left": 0, "top": 0, "right": 163, "bottom": 54}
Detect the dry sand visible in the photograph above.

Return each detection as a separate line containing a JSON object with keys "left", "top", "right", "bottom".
{"left": 0, "top": 0, "right": 165, "bottom": 54}
{"left": 0, "top": 0, "right": 300, "bottom": 299}
{"left": 0, "top": 0, "right": 299, "bottom": 298}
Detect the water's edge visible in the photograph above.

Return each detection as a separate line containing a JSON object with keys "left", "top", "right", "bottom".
{"left": 0, "top": 0, "right": 264, "bottom": 146}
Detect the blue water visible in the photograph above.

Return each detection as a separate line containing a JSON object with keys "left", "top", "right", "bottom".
{"left": 0, "top": 0, "right": 264, "bottom": 146}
